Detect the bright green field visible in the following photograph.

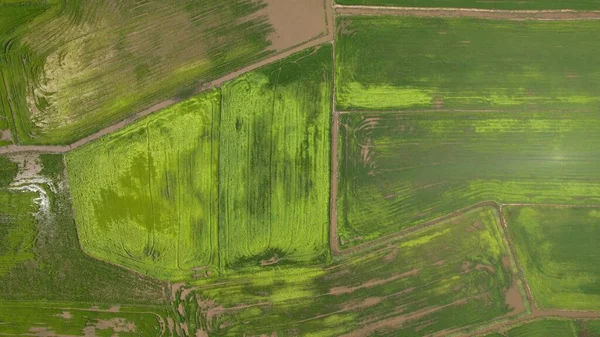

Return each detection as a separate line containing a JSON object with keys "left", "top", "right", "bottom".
{"left": 337, "top": 110, "right": 600, "bottom": 246}
{"left": 335, "top": 0, "right": 600, "bottom": 9}
{"left": 219, "top": 45, "right": 332, "bottom": 271}
{"left": 484, "top": 318, "right": 600, "bottom": 337}
{"left": 336, "top": 17, "right": 600, "bottom": 111}
{"left": 505, "top": 206, "right": 600, "bottom": 310}
{"left": 66, "top": 45, "right": 332, "bottom": 277}
{"left": 2, "top": 0, "right": 273, "bottom": 145}
{"left": 184, "top": 206, "right": 520, "bottom": 336}
{"left": 0, "top": 304, "right": 167, "bottom": 337}
{"left": 66, "top": 91, "right": 220, "bottom": 280}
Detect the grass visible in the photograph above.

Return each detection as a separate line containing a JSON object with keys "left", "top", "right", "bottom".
{"left": 183, "top": 206, "right": 520, "bottom": 336}
{"left": 334, "top": 0, "right": 600, "bottom": 10}
{"left": 505, "top": 206, "right": 600, "bottom": 310}
{"left": 482, "top": 318, "right": 600, "bottom": 337}
{"left": 335, "top": 16, "right": 600, "bottom": 246}
{"left": 1, "top": 0, "right": 274, "bottom": 145}
{"left": 0, "top": 304, "right": 167, "bottom": 337}
{"left": 66, "top": 44, "right": 332, "bottom": 277}
{"left": 336, "top": 17, "right": 600, "bottom": 111}
{"left": 0, "top": 1, "right": 53, "bottom": 146}
{"left": 337, "top": 110, "right": 600, "bottom": 246}
{"left": 66, "top": 90, "right": 221, "bottom": 281}
{"left": 219, "top": 44, "right": 332, "bottom": 271}
{"left": 0, "top": 154, "right": 167, "bottom": 305}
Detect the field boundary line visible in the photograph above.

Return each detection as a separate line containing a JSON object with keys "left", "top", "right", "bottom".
{"left": 335, "top": 5, "right": 600, "bottom": 20}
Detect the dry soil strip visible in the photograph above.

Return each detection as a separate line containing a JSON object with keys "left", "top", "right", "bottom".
{"left": 335, "top": 5, "right": 600, "bottom": 20}
{"left": 0, "top": 0, "right": 335, "bottom": 156}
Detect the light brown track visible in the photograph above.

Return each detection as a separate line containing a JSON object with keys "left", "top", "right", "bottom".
{"left": 0, "top": 0, "right": 335, "bottom": 156}
{"left": 335, "top": 5, "right": 600, "bottom": 20}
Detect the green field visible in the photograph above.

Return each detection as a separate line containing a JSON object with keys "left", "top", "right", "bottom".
{"left": 184, "top": 206, "right": 521, "bottom": 336}
{"left": 335, "top": 0, "right": 600, "bottom": 9}
{"left": 336, "top": 17, "right": 600, "bottom": 111}
{"left": 1, "top": 0, "right": 274, "bottom": 145}
{"left": 483, "top": 318, "right": 600, "bottom": 337}
{"left": 337, "top": 110, "right": 600, "bottom": 246}
{"left": 0, "top": 1, "right": 53, "bottom": 146}
{"left": 66, "top": 45, "right": 332, "bottom": 277}
{"left": 219, "top": 45, "right": 332, "bottom": 271}
{"left": 505, "top": 206, "right": 600, "bottom": 310}
{"left": 66, "top": 91, "right": 221, "bottom": 280}
{"left": 0, "top": 154, "right": 167, "bottom": 307}
{"left": 0, "top": 304, "right": 167, "bottom": 337}
{"left": 335, "top": 16, "right": 600, "bottom": 246}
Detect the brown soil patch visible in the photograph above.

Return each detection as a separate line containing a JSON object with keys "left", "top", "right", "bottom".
{"left": 341, "top": 297, "right": 383, "bottom": 311}
{"left": 0, "top": 129, "right": 11, "bottom": 142}
{"left": 260, "top": 256, "right": 281, "bottom": 266}
{"left": 505, "top": 280, "right": 526, "bottom": 316}
{"left": 566, "top": 73, "right": 580, "bottom": 79}
{"left": 434, "top": 259, "right": 446, "bottom": 266}
{"left": 196, "top": 328, "right": 209, "bottom": 337}
{"left": 29, "top": 327, "right": 55, "bottom": 337}
{"left": 329, "top": 269, "right": 420, "bottom": 295}
{"left": 466, "top": 221, "right": 484, "bottom": 232}
{"left": 475, "top": 263, "right": 496, "bottom": 273}
{"left": 383, "top": 247, "right": 399, "bottom": 262}
{"left": 55, "top": 311, "right": 72, "bottom": 319}
{"left": 335, "top": 5, "right": 600, "bottom": 21}
{"left": 95, "top": 318, "right": 136, "bottom": 333}
{"left": 502, "top": 255, "right": 511, "bottom": 268}
{"left": 178, "top": 303, "right": 186, "bottom": 316}
{"left": 262, "top": 0, "right": 327, "bottom": 51}
{"left": 340, "top": 298, "right": 472, "bottom": 337}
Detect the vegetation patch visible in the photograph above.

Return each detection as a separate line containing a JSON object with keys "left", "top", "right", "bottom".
{"left": 336, "top": 17, "right": 600, "bottom": 111}
{"left": 505, "top": 206, "right": 600, "bottom": 310}
{"left": 66, "top": 91, "right": 221, "bottom": 280}
{"left": 0, "top": 304, "right": 166, "bottom": 337}
{"left": 182, "top": 207, "right": 521, "bottom": 336}
{"left": 334, "top": 0, "right": 600, "bottom": 10}
{"left": 219, "top": 44, "right": 332, "bottom": 271}
{"left": 0, "top": 153, "right": 167, "bottom": 305}
{"left": 337, "top": 110, "right": 600, "bottom": 246}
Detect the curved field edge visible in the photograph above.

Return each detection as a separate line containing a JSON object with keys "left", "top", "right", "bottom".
{"left": 177, "top": 206, "right": 526, "bottom": 336}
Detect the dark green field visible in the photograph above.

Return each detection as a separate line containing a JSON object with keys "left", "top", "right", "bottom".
{"left": 335, "top": 0, "right": 600, "bottom": 10}
{"left": 506, "top": 206, "right": 600, "bottom": 310}
{"left": 336, "top": 17, "right": 600, "bottom": 111}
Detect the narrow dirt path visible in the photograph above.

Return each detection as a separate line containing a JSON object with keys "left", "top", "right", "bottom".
{"left": 335, "top": 5, "right": 600, "bottom": 20}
